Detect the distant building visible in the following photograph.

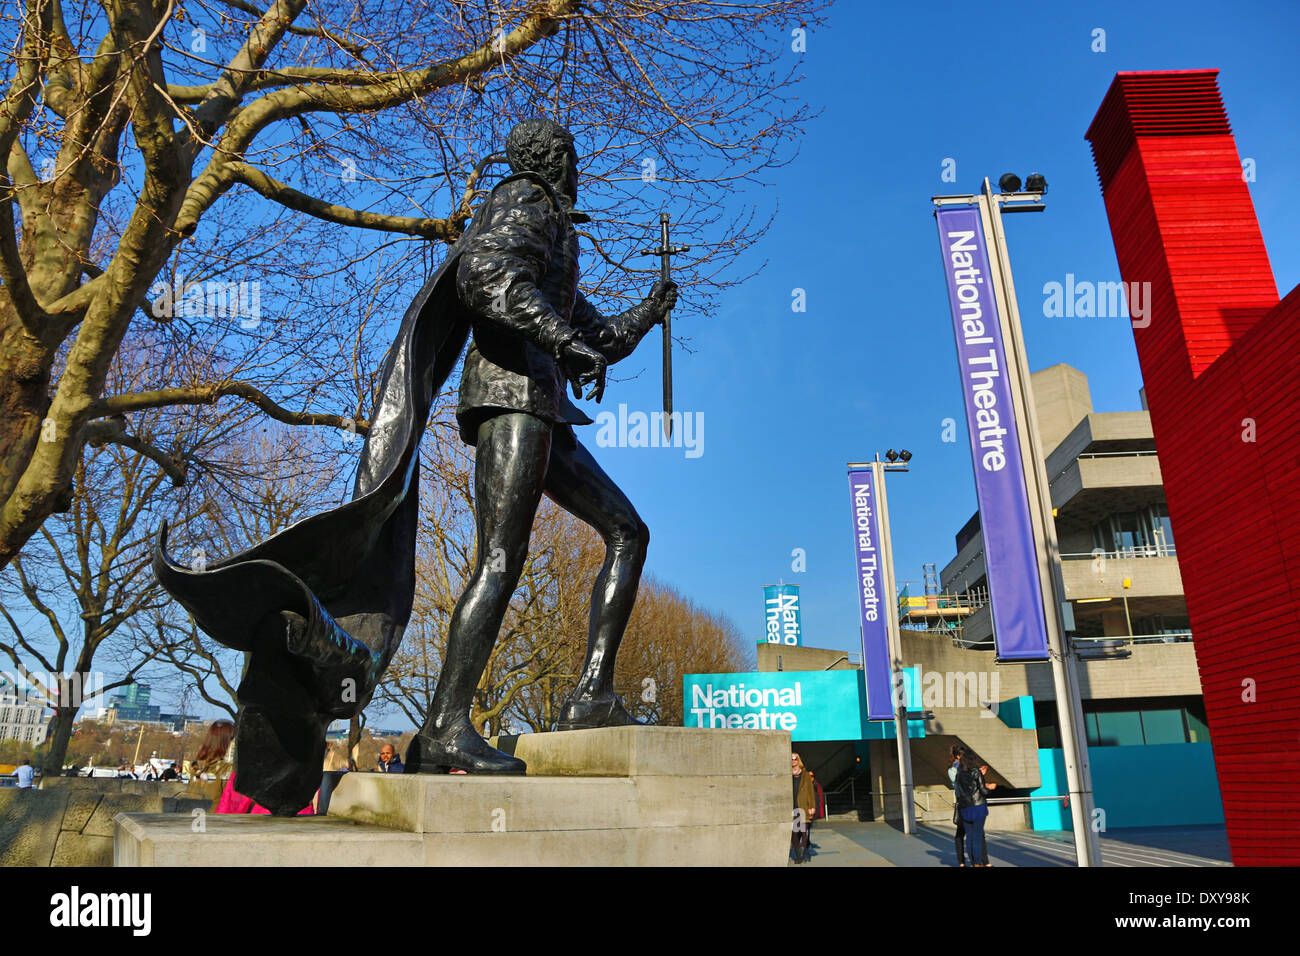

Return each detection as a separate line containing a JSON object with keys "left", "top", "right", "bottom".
{"left": 0, "top": 677, "right": 51, "bottom": 745}
{"left": 101, "top": 683, "right": 162, "bottom": 725}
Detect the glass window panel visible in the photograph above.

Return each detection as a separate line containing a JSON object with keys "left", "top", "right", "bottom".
{"left": 1085, "top": 712, "right": 1101, "bottom": 747}
{"left": 1140, "top": 708, "right": 1187, "bottom": 745}
{"left": 1094, "top": 710, "right": 1143, "bottom": 747}
{"left": 1186, "top": 707, "right": 1211, "bottom": 743}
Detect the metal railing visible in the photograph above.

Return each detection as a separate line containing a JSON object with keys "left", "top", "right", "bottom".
{"left": 1076, "top": 450, "right": 1159, "bottom": 460}
{"left": 1049, "top": 450, "right": 1159, "bottom": 486}
{"left": 1073, "top": 631, "right": 1192, "bottom": 646}
{"left": 1062, "top": 545, "right": 1176, "bottom": 560}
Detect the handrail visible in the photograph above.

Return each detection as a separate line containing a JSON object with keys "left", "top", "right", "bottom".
{"left": 1076, "top": 450, "right": 1158, "bottom": 460}
{"left": 1061, "top": 546, "right": 1176, "bottom": 559}
{"left": 1074, "top": 632, "right": 1192, "bottom": 645}
{"left": 1049, "top": 449, "right": 1159, "bottom": 486}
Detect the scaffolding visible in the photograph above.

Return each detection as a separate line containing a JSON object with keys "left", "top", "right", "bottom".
{"left": 897, "top": 569, "right": 988, "bottom": 641}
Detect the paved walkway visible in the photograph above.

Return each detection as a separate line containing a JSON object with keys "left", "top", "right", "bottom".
{"left": 792, "top": 821, "right": 1232, "bottom": 867}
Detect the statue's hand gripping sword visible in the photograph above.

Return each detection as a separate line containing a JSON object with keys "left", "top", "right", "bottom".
{"left": 641, "top": 212, "right": 689, "bottom": 439}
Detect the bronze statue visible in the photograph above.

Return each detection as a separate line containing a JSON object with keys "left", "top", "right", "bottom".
{"left": 154, "top": 118, "right": 676, "bottom": 810}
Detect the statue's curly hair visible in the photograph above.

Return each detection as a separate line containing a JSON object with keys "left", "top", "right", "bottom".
{"left": 505, "top": 117, "right": 575, "bottom": 179}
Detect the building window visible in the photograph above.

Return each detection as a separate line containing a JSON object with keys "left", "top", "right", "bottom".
{"left": 1139, "top": 708, "right": 1187, "bottom": 745}
{"left": 1091, "top": 504, "right": 1177, "bottom": 557}
{"left": 1037, "top": 696, "right": 1209, "bottom": 748}
{"left": 1089, "top": 710, "right": 1144, "bottom": 747}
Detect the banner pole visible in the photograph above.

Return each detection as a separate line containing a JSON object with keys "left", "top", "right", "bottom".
{"left": 873, "top": 458, "right": 916, "bottom": 834}
{"left": 976, "top": 179, "right": 1101, "bottom": 867}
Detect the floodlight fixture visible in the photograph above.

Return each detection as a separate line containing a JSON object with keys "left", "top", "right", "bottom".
{"left": 998, "top": 172, "right": 1022, "bottom": 193}
{"left": 1025, "top": 172, "right": 1048, "bottom": 194}
{"left": 885, "top": 449, "right": 900, "bottom": 462}
{"left": 899, "top": 449, "right": 913, "bottom": 463}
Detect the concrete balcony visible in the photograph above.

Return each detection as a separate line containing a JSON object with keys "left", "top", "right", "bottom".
{"left": 957, "top": 602, "right": 994, "bottom": 649}
{"left": 1050, "top": 455, "right": 1167, "bottom": 526}
{"left": 1060, "top": 553, "right": 1184, "bottom": 599}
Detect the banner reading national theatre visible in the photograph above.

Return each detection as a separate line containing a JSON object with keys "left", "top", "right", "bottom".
{"left": 934, "top": 205, "right": 1050, "bottom": 661}
{"left": 847, "top": 467, "right": 895, "bottom": 719}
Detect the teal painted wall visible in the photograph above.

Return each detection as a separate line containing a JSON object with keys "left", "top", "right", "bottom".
{"left": 1030, "top": 742, "right": 1225, "bottom": 830}
{"left": 996, "top": 695, "right": 1035, "bottom": 730}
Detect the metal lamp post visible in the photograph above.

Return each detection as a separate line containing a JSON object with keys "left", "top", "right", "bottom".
{"left": 848, "top": 451, "right": 916, "bottom": 834}
{"left": 931, "top": 177, "right": 1102, "bottom": 867}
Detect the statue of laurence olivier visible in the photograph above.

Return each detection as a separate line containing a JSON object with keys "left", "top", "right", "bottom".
{"left": 154, "top": 118, "right": 676, "bottom": 807}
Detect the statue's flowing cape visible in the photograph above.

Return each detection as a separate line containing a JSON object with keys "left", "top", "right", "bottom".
{"left": 153, "top": 175, "right": 544, "bottom": 813}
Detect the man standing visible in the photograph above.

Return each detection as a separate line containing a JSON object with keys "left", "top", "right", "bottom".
{"left": 405, "top": 118, "right": 677, "bottom": 775}
{"left": 376, "top": 744, "right": 404, "bottom": 774}
{"left": 15, "top": 758, "right": 34, "bottom": 789}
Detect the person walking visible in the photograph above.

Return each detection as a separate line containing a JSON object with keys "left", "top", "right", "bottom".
{"left": 954, "top": 751, "right": 998, "bottom": 867}
{"left": 791, "top": 752, "right": 818, "bottom": 864}
{"left": 948, "top": 744, "right": 967, "bottom": 866}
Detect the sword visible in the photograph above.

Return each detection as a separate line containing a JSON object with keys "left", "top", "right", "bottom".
{"left": 641, "top": 212, "right": 689, "bottom": 439}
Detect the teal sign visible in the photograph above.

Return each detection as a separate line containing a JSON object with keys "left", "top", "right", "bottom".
{"left": 683, "top": 670, "right": 924, "bottom": 742}
{"left": 763, "top": 584, "right": 803, "bottom": 645}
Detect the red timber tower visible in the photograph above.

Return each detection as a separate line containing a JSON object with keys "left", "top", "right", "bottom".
{"left": 1087, "top": 70, "right": 1300, "bottom": 865}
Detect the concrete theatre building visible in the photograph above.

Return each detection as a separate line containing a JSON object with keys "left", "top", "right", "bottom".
{"left": 910, "top": 363, "right": 1222, "bottom": 831}
{"left": 689, "top": 363, "right": 1224, "bottom": 836}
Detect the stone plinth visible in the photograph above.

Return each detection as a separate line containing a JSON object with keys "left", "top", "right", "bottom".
{"left": 114, "top": 813, "right": 423, "bottom": 866}
{"left": 1, "top": 787, "right": 209, "bottom": 866}
{"left": 114, "top": 727, "right": 792, "bottom": 866}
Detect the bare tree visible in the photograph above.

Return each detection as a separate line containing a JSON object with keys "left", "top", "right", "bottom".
{"left": 0, "top": 0, "right": 826, "bottom": 569}
{"left": 0, "top": 396, "right": 206, "bottom": 772}
{"left": 0, "top": 326, "right": 344, "bottom": 771}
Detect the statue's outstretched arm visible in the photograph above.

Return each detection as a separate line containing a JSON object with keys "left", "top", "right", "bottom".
{"left": 569, "top": 289, "right": 667, "bottom": 364}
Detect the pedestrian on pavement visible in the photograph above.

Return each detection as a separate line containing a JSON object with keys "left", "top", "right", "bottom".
{"left": 318, "top": 742, "right": 349, "bottom": 814}
{"left": 791, "top": 752, "right": 818, "bottom": 864}
{"left": 948, "top": 744, "right": 968, "bottom": 865}
{"left": 15, "top": 758, "right": 34, "bottom": 789}
{"left": 954, "top": 751, "right": 998, "bottom": 867}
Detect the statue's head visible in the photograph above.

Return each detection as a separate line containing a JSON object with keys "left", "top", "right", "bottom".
{"left": 506, "top": 117, "right": 578, "bottom": 207}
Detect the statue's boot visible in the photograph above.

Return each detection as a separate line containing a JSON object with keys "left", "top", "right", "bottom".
{"left": 405, "top": 715, "right": 526, "bottom": 774}
{"left": 231, "top": 609, "right": 382, "bottom": 815}
{"left": 281, "top": 609, "right": 381, "bottom": 718}
{"left": 553, "top": 691, "right": 645, "bottom": 732}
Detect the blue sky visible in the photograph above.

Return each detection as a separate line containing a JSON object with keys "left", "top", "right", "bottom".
{"left": 14, "top": 0, "right": 1298, "bottom": 721}
{"left": 586, "top": 0, "right": 1300, "bottom": 663}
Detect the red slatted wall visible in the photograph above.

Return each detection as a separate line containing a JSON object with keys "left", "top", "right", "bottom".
{"left": 1087, "top": 70, "right": 1300, "bottom": 866}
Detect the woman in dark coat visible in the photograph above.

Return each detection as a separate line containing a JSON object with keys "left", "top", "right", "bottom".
{"left": 791, "top": 752, "right": 818, "bottom": 864}
{"left": 954, "top": 751, "right": 997, "bottom": 867}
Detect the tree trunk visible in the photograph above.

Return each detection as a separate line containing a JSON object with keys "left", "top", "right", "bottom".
{"left": 41, "top": 705, "right": 78, "bottom": 776}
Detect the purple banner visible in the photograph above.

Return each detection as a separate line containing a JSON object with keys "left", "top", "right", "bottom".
{"left": 935, "top": 206, "right": 1050, "bottom": 661}
{"left": 848, "top": 467, "right": 895, "bottom": 719}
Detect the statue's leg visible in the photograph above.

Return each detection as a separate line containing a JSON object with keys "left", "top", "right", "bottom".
{"left": 406, "top": 411, "right": 551, "bottom": 774}
{"left": 544, "top": 426, "right": 650, "bottom": 730}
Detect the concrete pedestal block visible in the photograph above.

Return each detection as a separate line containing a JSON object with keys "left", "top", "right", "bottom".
{"left": 1, "top": 788, "right": 210, "bottom": 866}
{"left": 114, "top": 727, "right": 793, "bottom": 866}
{"left": 114, "top": 814, "right": 424, "bottom": 866}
